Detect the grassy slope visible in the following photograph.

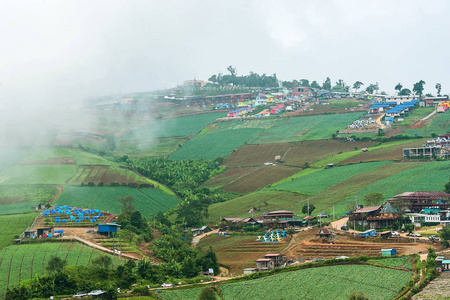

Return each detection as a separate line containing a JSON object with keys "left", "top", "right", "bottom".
{"left": 0, "top": 213, "right": 37, "bottom": 250}
{"left": 269, "top": 161, "right": 391, "bottom": 195}
{"left": 0, "top": 186, "right": 59, "bottom": 215}
{"left": 0, "top": 242, "right": 119, "bottom": 298}
{"left": 54, "top": 186, "right": 180, "bottom": 218}
{"left": 0, "top": 165, "right": 77, "bottom": 185}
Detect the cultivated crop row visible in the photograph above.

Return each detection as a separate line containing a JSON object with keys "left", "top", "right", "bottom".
{"left": 0, "top": 213, "right": 37, "bottom": 250}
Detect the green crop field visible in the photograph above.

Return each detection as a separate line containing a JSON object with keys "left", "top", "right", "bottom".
{"left": 160, "top": 265, "right": 413, "bottom": 300}
{"left": 0, "top": 242, "right": 118, "bottom": 298}
{"left": 19, "top": 147, "right": 116, "bottom": 166}
{"left": 169, "top": 128, "right": 261, "bottom": 160}
{"left": 69, "top": 166, "right": 148, "bottom": 185}
{"left": 117, "top": 137, "right": 190, "bottom": 157}
{"left": 270, "top": 161, "right": 391, "bottom": 195}
{"left": 368, "top": 256, "right": 411, "bottom": 268}
{"left": 214, "top": 112, "right": 363, "bottom": 144}
{"left": 54, "top": 186, "right": 181, "bottom": 218}
{"left": 0, "top": 165, "right": 77, "bottom": 185}
{"left": 340, "top": 161, "right": 450, "bottom": 206}
{"left": 402, "top": 110, "right": 450, "bottom": 136}
{"left": 0, "top": 185, "right": 59, "bottom": 215}
{"left": 0, "top": 213, "right": 37, "bottom": 250}
{"left": 120, "top": 112, "right": 226, "bottom": 141}
{"left": 0, "top": 148, "right": 30, "bottom": 172}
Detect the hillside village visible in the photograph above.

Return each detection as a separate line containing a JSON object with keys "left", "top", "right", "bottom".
{"left": 1, "top": 72, "right": 450, "bottom": 299}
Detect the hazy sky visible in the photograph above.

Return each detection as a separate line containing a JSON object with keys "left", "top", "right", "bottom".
{"left": 1, "top": 0, "right": 450, "bottom": 110}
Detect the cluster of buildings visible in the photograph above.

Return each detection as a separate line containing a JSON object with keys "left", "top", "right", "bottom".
{"left": 349, "top": 191, "right": 450, "bottom": 229}
{"left": 403, "top": 133, "right": 450, "bottom": 159}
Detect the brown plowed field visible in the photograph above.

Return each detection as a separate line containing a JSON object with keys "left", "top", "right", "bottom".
{"left": 224, "top": 140, "right": 377, "bottom": 168}
{"left": 340, "top": 138, "right": 428, "bottom": 165}
{"left": 69, "top": 166, "right": 147, "bottom": 185}
{"left": 203, "top": 165, "right": 299, "bottom": 194}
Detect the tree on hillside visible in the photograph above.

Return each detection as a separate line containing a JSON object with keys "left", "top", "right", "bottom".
{"left": 366, "top": 83, "right": 379, "bottom": 94}
{"left": 198, "top": 286, "right": 218, "bottom": 300}
{"left": 92, "top": 255, "right": 112, "bottom": 269}
{"left": 300, "top": 79, "right": 310, "bottom": 87}
{"left": 439, "top": 225, "right": 450, "bottom": 241}
{"left": 436, "top": 83, "right": 442, "bottom": 96}
{"left": 363, "top": 192, "right": 385, "bottom": 206}
{"left": 353, "top": 81, "right": 364, "bottom": 92}
{"left": 311, "top": 81, "right": 321, "bottom": 89}
{"left": 302, "top": 203, "right": 315, "bottom": 216}
{"left": 118, "top": 196, "right": 135, "bottom": 217}
{"left": 445, "top": 181, "right": 450, "bottom": 194}
{"left": 336, "top": 79, "right": 345, "bottom": 87}
{"left": 413, "top": 80, "right": 426, "bottom": 96}
{"left": 395, "top": 83, "right": 403, "bottom": 95}
{"left": 323, "top": 77, "right": 332, "bottom": 90}
{"left": 226, "top": 65, "right": 236, "bottom": 77}
{"left": 348, "top": 291, "right": 369, "bottom": 300}
{"left": 404, "top": 223, "right": 415, "bottom": 233}
{"left": 399, "top": 88, "right": 412, "bottom": 96}
{"left": 47, "top": 255, "right": 66, "bottom": 273}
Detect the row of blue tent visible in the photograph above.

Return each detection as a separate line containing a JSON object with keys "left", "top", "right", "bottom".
{"left": 43, "top": 206, "right": 102, "bottom": 217}
{"left": 54, "top": 215, "right": 100, "bottom": 223}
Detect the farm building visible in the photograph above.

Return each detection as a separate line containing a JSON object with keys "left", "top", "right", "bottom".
{"left": 243, "top": 268, "right": 258, "bottom": 274}
{"left": 385, "top": 95, "right": 419, "bottom": 104}
{"left": 389, "top": 191, "right": 450, "bottom": 212}
{"left": 348, "top": 206, "right": 382, "bottom": 228}
{"left": 360, "top": 229, "right": 376, "bottom": 237}
{"left": 190, "top": 226, "right": 212, "bottom": 236}
{"left": 420, "top": 96, "right": 449, "bottom": 107}
{"left": 23, "top": 230, "right": 37, "bottom": 239}
{"left": 381, "top": 249, "right": 397, "bottom": 256}
{"left": 405, "top": 213, "right": 440, "bottom": 227}
{"left": 97, "top": 223, "right": 120, "bottom": 236}
{"left": 263, "top": 210, "right": 295, "bottom": 220}
{"left": 255, "top": 253, "right": 284, "bottom": 271}
{"left": 442, "top": 260, "right": 450, "bottom": 271}
{"left": 316, "top": 228, "right": 333, "bottom": 239}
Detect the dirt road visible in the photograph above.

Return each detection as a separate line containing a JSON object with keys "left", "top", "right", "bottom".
{"left": 192, "top": 229, "right": 219, "bottom": 246}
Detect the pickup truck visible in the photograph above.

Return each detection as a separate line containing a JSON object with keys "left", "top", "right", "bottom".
{"left": 428, "top": 235, "right": 440, "bottom": 241}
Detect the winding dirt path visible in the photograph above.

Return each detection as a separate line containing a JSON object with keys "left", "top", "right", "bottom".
{"left": 49, "top": 185, "right": 63, "bottom": 204}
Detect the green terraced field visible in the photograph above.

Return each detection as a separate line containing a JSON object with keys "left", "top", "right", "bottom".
{"left": 215, "top": 112, "right": 363, "bottom": 144}
{"left": 0, "top": 165, "right": 77, "bottom": 185}
{"left": 54, "top": 186, "right": 181, "bottom": 218}
{"left": 20, "top": 147, "right": 116, "bottom": 166}
{"left": 0, "top": 213, "right": 37, "bottom": 250}
{"left": 0, "top": 185, "right": 58, "bottom": 215}
{"left": 120, "top": 112, "right": 226, "bottom": 141}
{"left": 0, "top": 242, "right": 118, "bottom": 298}
{"left": 160, "top": 264, "right": 413, "bottom": 300}
{"left": 270, "top": 161, "right": 391, "bottom": 195}
{"left": 169, "top": 128, "right": 261, "bottom": 160}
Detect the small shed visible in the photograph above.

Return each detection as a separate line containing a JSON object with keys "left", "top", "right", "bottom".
{"left": 381, "top": 249, "right": 397, "bottom": 256}
{"left": 37, "top": 227, "right": 54, "bottom": 237}
{"left": 243, "top": 268, "right": 258, "bottom": 275}
{"left": 255, "top": 258, "right": 274, "bottom": 271}
{"left": 316, "top": 228, "right": 333, "bottom": 239}
{"left": 360, "top": 229, "right": 376, "bottom": 237}
{"left": 380, "top": 232, "right": 392, "bottom": 239}
{"left": 264, "top": 254, "right": 283, "bottom": 266}
{"left": 441, "top": 260, "right": 450, "bottom": 271}
{"left": 97, "top": 223, "right": 121, "bottom": 236}
{"left": 23, "top": 230, "right": 36, "bottom": 239}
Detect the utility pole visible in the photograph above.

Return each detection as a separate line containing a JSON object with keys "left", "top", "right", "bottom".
{"left": 333, "top": 205, "right": 335, "bottom": 220}
{"left": 307, "top": 199, "right": 310, "bottom": 216}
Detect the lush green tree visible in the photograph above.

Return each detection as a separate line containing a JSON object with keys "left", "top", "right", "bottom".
{"left": 322, "top": 77, "right": 332, "bottom": 90}
{"left": 196, "top": 247, "right": 219, "bottom": 275}
{"left": 92, "top": 255, "right": 112, "bottom": 269}
{"left": 366, "top": 83, "right": 379, "bottom": 94}
{"left": 181, "top": 256, "right": 199, "bottom": 278}
{"left": 226, "top": 65, "right": 236, "bottom": 76}
{"left": 439, "top": 225, "right": 450, "bottom": 241}
{"left": 353, "top": 81, "right": 364, "bottom": 92}
{"left": 311, "top": 81, "right": 321, "bottom": 89}
{"left": 130, "top": 211, "right": 145, "bottom": 229}
{"left": 302, "top": 203, "right": 315, "bottom": 216}
{"left": 363, "top": 192, "right": 384, "bottom": 206}
{"left": 300, "top": 79, "right": 310, "bottom": 87}
{"left": 404, "top": 223, "right": 415, "bottom": 233}
{"left": 413, "top": 80, "right": 426, "bottom": 96}
{"left": 395, "top": 83, "right": 403, "bottom": 95}
{"left": 118, "top": 196, "right": 135, "bottom": 217}
{"left": 436, "top": 83, "right": 442, "bottom": 96}
{"left": 46, "top": 255, "right": 66, "bottom": 273}
{"left": 348, "top": 291, "right": 369, "bottom": 300}
{"left": 445, "top": 181, "right": 450, "bottom": 194}
{"left": 399, "top": 88, "right": 412, "bottom": 96}
{"left": 198, "top": 287, "right": 218, "bottom": 300}
{"left": 176, "top": 198, "right": 209, "bottom": 227}
{"left": 155, "top": 211, "right": 172, "bottom": 227}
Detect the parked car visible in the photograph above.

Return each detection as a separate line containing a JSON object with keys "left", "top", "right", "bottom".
{"left": 391, "top": 231, "right": 400, "bottom": 237}
{"left": 428, "top": 235, "right": 440, "bottom": 241}
{"left": 408, "top": 232, "right": 421, "bottom": 237}
{"left": 73, "top": 293, "right": 87, "bottom": 298}
{"left": 311, "top": 258, "right": 325, "bottom": 262}
{"left": 341, "top": 225, "right": 349, "bottom": 231}
{"left": 162, "top": 283, "right": 173, "bottom": 288}
{"left": 318, "top": 213, "right": 330, "bottom": 218}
